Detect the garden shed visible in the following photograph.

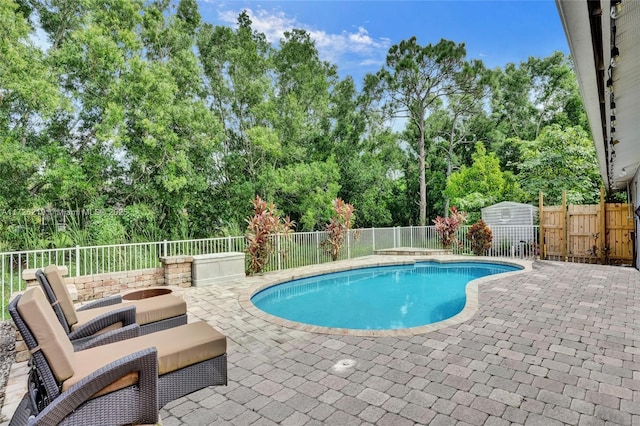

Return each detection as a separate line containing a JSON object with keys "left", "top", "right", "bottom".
{"left": 481, "top": 202, "right": 539, "bottom": 257}
{"left": 481, "top": 201, "right": 538, "bottom": 226}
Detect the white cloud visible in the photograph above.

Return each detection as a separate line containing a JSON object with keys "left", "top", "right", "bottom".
{"left": 359, "top": 58, "right": 385, "bottom": 67}
{"left": 218, "top": 8, "right": 295, "bottom": 44}
{"left": 217, "top": 8, "right": 389, "bottom": 66}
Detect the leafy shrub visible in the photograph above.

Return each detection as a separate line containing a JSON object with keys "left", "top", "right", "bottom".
{"left": 245, "top": 196, "right": 295, "bottom": 275}
{"left": 89, "top": 213, "right": 126, "bottom": 245}
{"left": 122, "top": 204, "right": 163, "bottom": 242}
{"left": 467, "top": 220, "right": 493, "bottom": 256}
{"left": 321, "top": 198, "right": 356, "bottom": 261}
{"left": 433, "top": 206, "right": 467, "bottom": 249}
{"left": 49, "top": 231, "right": 73, "bottom": 249}
{"left": 6, "top": 214, "right": 46, "bottom": 251}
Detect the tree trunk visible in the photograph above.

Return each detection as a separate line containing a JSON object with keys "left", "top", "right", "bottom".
{"left": 419, "top": 123, "right": 427, "bottom": 226}
{"left": 443, "top": 147, "right": 452, "bottom": 218}
{"left": 444, "top": 123, "right": 455, "bottom": 218}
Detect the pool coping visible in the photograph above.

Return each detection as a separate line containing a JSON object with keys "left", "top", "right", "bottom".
{"left": 238, "top": 255, "right": 533, "bottom": 337}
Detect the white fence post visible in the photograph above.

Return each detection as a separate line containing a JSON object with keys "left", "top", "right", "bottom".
{"left": 277, "top": 234, "right": 282, "bottom": 270}
{"left": 372, "top": 228, "right": 376, "bottom": 252}
{"left": 316, "top": 231, "right": 320, "bottom": 264}
{"left": 163, "top": 240, "right": 168, "bottom": 257}
{"left": 347, "top": 230, "right": 351, "bottom": 259}
{"left": 410, "top": 225, "right": 414, "bottom": 248}
{"left": 228, "top": 236, "right": 232, "bottom": 252}
{"left": 75, "top": 246, "right": 80, "bottom": 277}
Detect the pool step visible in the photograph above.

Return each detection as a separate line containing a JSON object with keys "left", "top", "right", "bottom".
{"left": 374, "top": 247, "right": 453, "bottom": 256}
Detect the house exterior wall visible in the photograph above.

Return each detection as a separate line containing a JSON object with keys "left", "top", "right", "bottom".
{"left": 632, "top": 170, "right": 640, "bottom": 269}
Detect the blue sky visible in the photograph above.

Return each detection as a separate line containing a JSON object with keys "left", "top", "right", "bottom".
{"left": 197, "top": 0, "right": 569, "bottom": 83}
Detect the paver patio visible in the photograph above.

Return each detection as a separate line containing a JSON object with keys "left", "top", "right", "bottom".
{"left": 2, "top": 256, "right": 640, "bottom": 425}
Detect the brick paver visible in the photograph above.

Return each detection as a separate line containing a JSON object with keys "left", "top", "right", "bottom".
{"left": 3, "top": 257, "right": 640, "bottom": 425}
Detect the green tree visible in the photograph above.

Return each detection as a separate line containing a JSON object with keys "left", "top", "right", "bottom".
{"left": 441, "top": 66, "right": 487, "bottom": 216}
{"left": 445, "top": 143, "right": 522, "bottom": 221}
{"left": 271, "top": 28, "right": 337, "bottom": 164}
{"left": 0, "top": 0, "right": 64, "bottom": 209}
{"left": 328, "top": 77, "right": 403, "bottom": 227}
{"left": 371, "top": 37, "right": 471, "bottom": 226}
{"left": 115, "top": 0, "right": 222, "bottom": 237}
{"left": 260, "top": 159, "right": 341, "bottom": 231}
{"left": 518, "top": 124, "right": 601, "bottom": 204}
{"left": 28, "top": 0, "right": 144, "bottom": 211}
{"left": 488, "top": 52, "right": 589, "bottom": 172}
{"left": 197, "top": 11, "right": 275, "bottom": 228}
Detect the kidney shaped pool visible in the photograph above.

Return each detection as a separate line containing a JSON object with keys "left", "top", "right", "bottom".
{"left": 251, "top": 261, "right": 521, "bottom": 330}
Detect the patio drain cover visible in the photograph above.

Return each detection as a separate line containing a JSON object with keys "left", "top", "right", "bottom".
{"left": 331, "top": 359, "right": 356, "bottom": 373}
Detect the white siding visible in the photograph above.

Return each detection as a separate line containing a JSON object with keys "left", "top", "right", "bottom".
{"left": 481, "top": 202, "right": 539, "bottom": 226}
{"left": 481, "top": 202, "right": 539, "bottom": 253}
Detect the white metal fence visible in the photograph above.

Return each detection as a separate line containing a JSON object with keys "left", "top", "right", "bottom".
{"left": 0, "top": 225, "right": 538, "bottom": 319}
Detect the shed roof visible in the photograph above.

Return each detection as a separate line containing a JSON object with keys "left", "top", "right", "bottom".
{"left": 481, "top": 202, "right": 539, "bottom": 212}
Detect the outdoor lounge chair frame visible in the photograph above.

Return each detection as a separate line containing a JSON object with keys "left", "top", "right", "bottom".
{"left": 36, "top": 269, "right": 188, "bottom": 339}
{"left": 9, "top": 292, "right": 227, "bottom": 426}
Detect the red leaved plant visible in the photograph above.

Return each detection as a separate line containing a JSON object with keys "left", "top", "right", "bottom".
{"left": 245, "top": 196, "right": 295, "bottom": 275}
{"left": 433, "top": 206, "right": 467, "bottom": 249}
{"left": 467, "top": 219, "right": 493, "bottom": 256}
{"left": 321, "top": 198, "right": 356, "bottom": 261}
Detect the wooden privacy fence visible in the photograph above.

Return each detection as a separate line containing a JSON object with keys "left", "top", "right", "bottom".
{"left": 539, "top": 189, "right": 635, "bottom": 265}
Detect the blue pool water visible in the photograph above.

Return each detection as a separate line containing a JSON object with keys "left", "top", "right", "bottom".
{"left": 252, "top": 262, "right": 520, "bottom": 330}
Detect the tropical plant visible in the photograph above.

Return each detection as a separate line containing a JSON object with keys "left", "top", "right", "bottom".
{"left": 433, "top": 206, "right": 467, "bottom": 249}
{"left": 467, "top": 220, "right": 493, "bottom": 256}
{"left": 245, "top": 196, "right": 295, "bottom": 275}
{"left": 321, "top": 198, "right": 356, "bottom": 261}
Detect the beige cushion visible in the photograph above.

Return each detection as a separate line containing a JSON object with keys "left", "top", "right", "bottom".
{"left": 44, "top": 264, "right": 78, "bottom": 326}
{"left": 64, "top": 322, "right": 227, "bottom": 394}
{"left": 70, "top": 294, "right": 186, "bottom": 333}
{"left": 17, "top": 287, "right": 75, "bottom": 382}
{"left": 72, "top": 306, "right": 124, "bottom": 334}
{"left": 126, "top": 294, "right": 187, "bottom": 325}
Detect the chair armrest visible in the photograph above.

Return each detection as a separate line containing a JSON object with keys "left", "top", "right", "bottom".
{"left": 73, "top": 324, "right": 141, "bottom": 351}
{"left": 77, "top": 295, "right": 123, "bottom": 311}
{"left": 68, "top": 305, "right": 136, "bottom": 340}
{"left": 32, "top": 347, "right": 159, "bottom": 426}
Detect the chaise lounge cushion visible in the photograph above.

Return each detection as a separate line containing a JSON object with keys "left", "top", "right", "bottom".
{"left": 43, "top": 264, "right": 187, "bottom": 332}
{"left": 70, "top": 295, "right": 186, "bottom": 334}
{"left": 16, "top": 288, "right": 75, "bottom": 382}
{"left": 44, "top": 264, "right": 78, "bottom": 326}
{"left": 18, "top": 287, "right": 227, "bottom": 398}
{"left": 66, "top": 321, "right": 226, "bottom": 394}
{"left": 73, "top": 305, "right": 124, "bottom": 333}
{"left": 125, "top": 294, "right": 187, "bottom": 325}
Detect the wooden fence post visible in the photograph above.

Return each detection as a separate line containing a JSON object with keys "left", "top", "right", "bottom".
{"left": 599, "top": 187, "right": 605, "bottom": 263}
{"left": 562, "top": 190, "right": 567, "bottom": 261}
{"left": 539, "top": 191, "right": 544, "bottom": 259}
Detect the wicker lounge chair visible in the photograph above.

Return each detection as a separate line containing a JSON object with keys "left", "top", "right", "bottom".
{"left": 9, "top": 286, "right": 227, "bottom": 426}
{"left": 37, "top": 265, "right": 187, "bottom": 345}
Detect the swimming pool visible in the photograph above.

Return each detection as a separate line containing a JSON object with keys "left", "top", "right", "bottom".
{"left": 251, "top": 261, "right": 520, "bottom": 330}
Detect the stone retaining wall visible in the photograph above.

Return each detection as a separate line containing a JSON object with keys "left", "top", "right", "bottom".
{"left": 160, "top": 255, "right": 194, "bottom": 288}
{"left": 21, "top": 256, "right": 195, "bottom": 301}
{"left": 15, "top": 255, "right": 197, "bottom": 363}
